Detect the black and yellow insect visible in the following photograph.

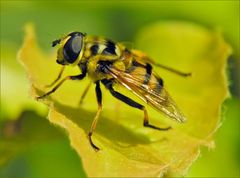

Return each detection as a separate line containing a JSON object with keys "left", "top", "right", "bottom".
{"left": 37, "top": 32, "right": 191, "bottom": 151}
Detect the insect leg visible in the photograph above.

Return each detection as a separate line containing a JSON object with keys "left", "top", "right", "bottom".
{"left": 142, "top": 108, "right": 171, "bottom": 130}
{"left": 132, "top": 50, "right": 191, "bottom": 77}
{"left": 79, "top": 82, "right": 92, "bottom": 105}
{"left": 45, "top": 66, "right": 65, "bottom": 88}
{"left": 88, "top": 81, "right": 102, "bottom": 151}
{"left": 36, "top": 73, "right": 86, "bottom": 100}
{"left": 154, "top": 63, "right": 191, "bottom": 77}
{"left": 102, "top": 79, "right": 171, "bottom": 131}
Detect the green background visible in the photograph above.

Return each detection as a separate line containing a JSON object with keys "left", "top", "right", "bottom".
{"left": 1, "top": 1, "right": 239, "bottom": 177}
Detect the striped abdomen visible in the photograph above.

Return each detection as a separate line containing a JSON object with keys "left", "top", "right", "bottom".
{"left": 125, "top": 59, "right": 164, "bottom": 94}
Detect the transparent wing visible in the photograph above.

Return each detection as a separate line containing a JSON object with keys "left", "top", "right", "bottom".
{"left": 107, "top": 67, "right": 186, "bottom": 123}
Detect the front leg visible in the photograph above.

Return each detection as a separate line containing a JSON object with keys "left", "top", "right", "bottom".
{"left": 45, "top": 66, "right": 65, "bottom": 88}
{"left": 36, "top": 73, "right": 86, "bottom": 100}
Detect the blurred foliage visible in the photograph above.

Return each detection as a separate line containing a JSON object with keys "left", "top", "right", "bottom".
{"left": 0, "top": 110, "right": 86, "bottom": 178}
{"left": 0, "top": 1, "right": 239, "bottom": 178}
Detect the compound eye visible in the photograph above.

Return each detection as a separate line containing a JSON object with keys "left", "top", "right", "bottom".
{"left": 63, "top": 34, "right": 83, "bottom": 64}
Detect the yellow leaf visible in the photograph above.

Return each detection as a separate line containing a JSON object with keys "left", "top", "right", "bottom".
{"left": 18, "top": 22, "right": 231, "bottom": 177}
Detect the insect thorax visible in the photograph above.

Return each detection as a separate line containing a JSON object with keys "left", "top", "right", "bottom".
{"left": 80, "top": 36, "right": 133, "bottom": 81}
{"left": 82, "top": 36, "right": 120, "bottom": 58}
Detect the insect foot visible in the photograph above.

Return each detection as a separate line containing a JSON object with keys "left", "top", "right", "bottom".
{"left": 88, "top": 133, "right": 100, "bottom": 152}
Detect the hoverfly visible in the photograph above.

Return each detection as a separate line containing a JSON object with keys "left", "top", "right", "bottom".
{"left": 37, "top": 32, "right": 191, "bottom": 151}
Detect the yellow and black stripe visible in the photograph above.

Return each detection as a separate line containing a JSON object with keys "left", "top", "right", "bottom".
{"left": 83, "top": 37, "right": 122, "bottom": 60}
{"left": 125, "top": 59, "right": 164, "bottom": 93}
